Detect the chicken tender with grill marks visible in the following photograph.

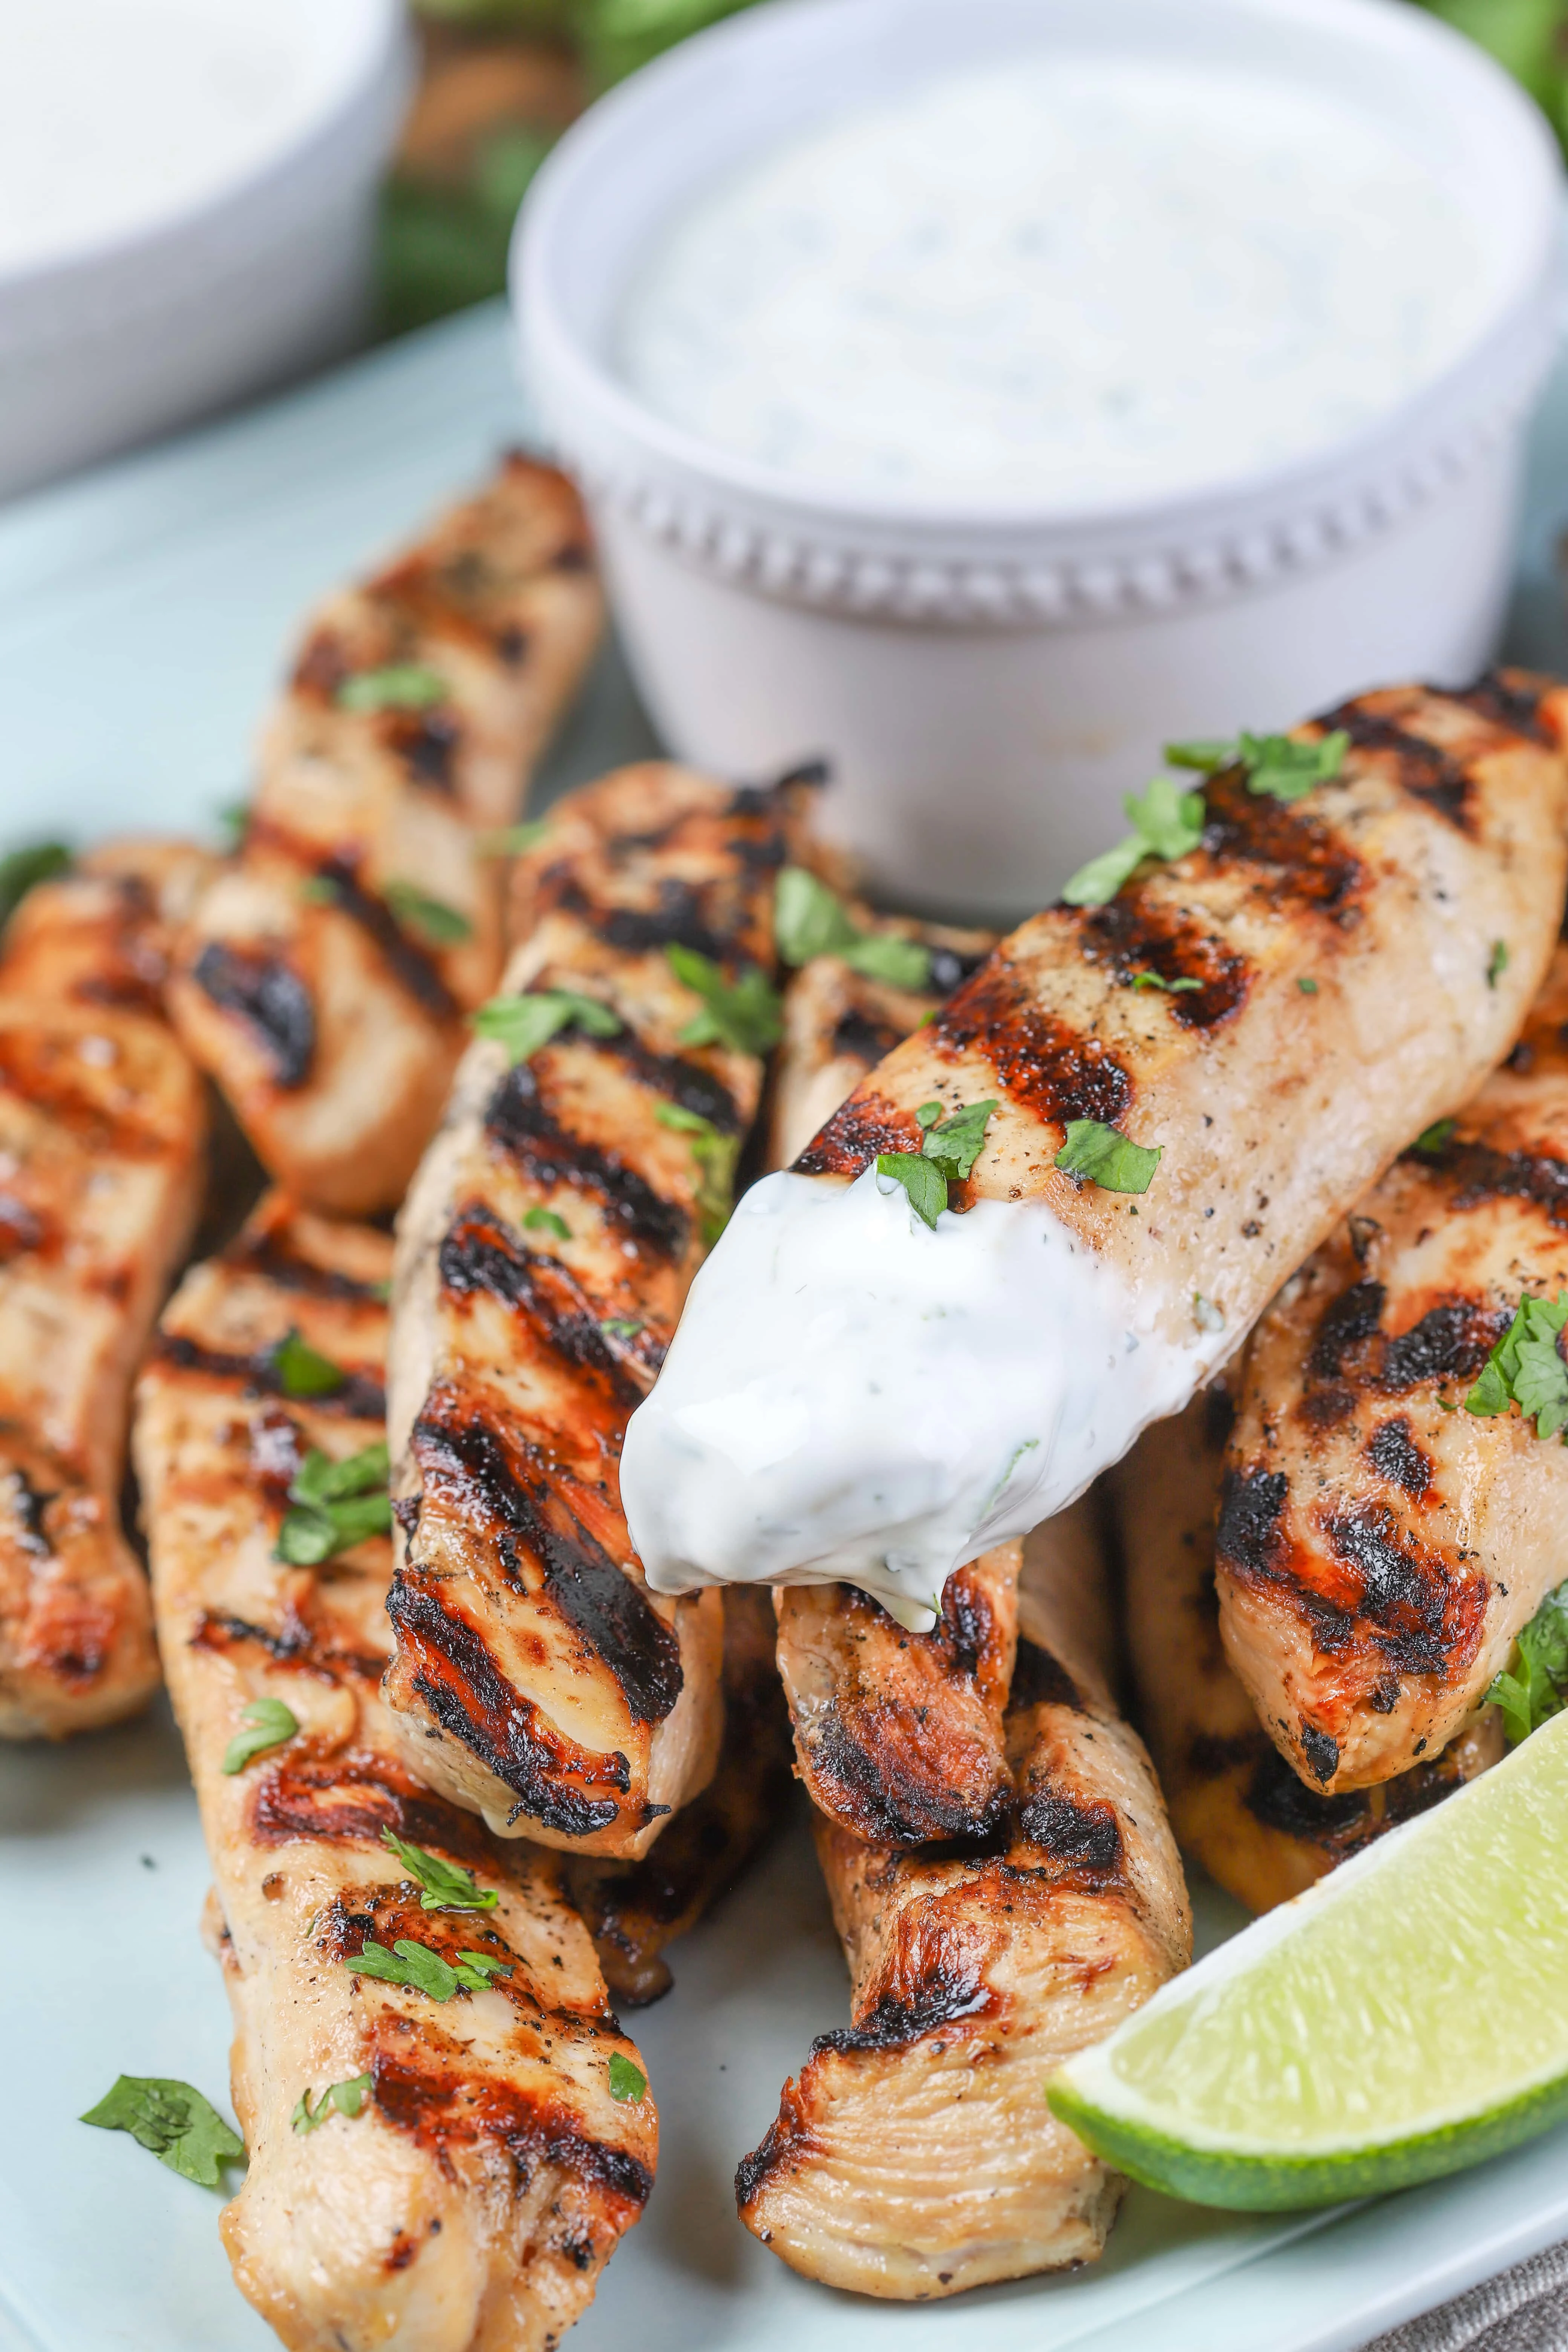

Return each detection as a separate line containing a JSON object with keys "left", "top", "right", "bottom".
{"left": 1215, "top": 937, "right": 1568, "bottom": 1794}
{"left": 2, "top": 838, "right": 218, "bottom": 1014}
{"left": 384, "top": 764, "right": 807, "bottom": 1854}
{"left": 0, "top": 884, "right": 207, "bottom": 1734}
{"left": 167, "top": 455, "right": 602, "bottom": 1216}
{"left": 626, "top": 675, "right": 1568, "bottom": 1628}
{"left": 133, "top": 1194, "right": 654, "bottom": 2352}
{"left": 1116, "top": 1389, "right": 1501, "bottom": 1915}
{"left": 737, "top": 1502, "right": 1190, "bottom": 2300}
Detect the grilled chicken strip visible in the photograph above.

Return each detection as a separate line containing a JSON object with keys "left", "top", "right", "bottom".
{"left": 2, "top": 838, "right": 217, "bottom": 1014}
{"left": 626, "top": 677, "right": 1568, "bottom": 1631}
{"left": 134, "top": 1195, "right": 655, "bottom": 2352}
{"left": 1117, "top": 1389, "right": 1501, "bottom": 1915}
{"left": 564, "top": 1585, "right": 793, "bottom": 2006}
{"left": 1214, "top": 937, "right": 1568, "bottom": 1794}
{"left": 737, "top": 1501, "right": 1190, "bottom": 2300}
{"left": 384, "top": 763, "right": 802, "bottom": 1854}
{"left": 0, "top": 882, "right": 208, "bottom": 1734}
{"left": 168, "top": 455, "right": 602, "bottom": 1216}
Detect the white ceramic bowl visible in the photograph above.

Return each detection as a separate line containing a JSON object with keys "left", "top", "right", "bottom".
{"left": 518, "top": 0, "right": 1565, "bottom": 918}
{"left": 0, "top": 0, "right": 411, "bottom": 504}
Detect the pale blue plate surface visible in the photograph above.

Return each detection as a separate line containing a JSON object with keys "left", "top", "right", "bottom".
{"left": 2, "top": 304, "right": 1567, "bottom": 2352}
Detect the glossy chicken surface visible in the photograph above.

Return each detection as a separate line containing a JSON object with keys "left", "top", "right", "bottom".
{"left": 738, "top": 1504, "right": 1190, "bottom": 2299}
{"left": 0, "top": 874, "right": 208, "bottom": 1734}
{"left": 798, "top": 680, "right": 1568, "bottom": 1362}
{"left": 168, "top": 456, "right": 602, "bottom": 1215}
{"left": 1216, "top": 939, "right": 1568, "bottom": 1793}
{"left": 134, "top": 1196, "right": 654, "bottom": 2352}
{"left": 384, "top": 763, "right": 801, "bottom": 1853}
{"left": 1118, "top": 1390, "right": 1501, "bottom": 1914}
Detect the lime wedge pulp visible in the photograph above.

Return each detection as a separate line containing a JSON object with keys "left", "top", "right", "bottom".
{"left": 1048, "top": 1710, "right": 1568, "bottom": 2208}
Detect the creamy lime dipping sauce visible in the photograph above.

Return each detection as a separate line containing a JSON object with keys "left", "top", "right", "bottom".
{"left": 617, "top": 55, "right": 1494, "bottom": 507}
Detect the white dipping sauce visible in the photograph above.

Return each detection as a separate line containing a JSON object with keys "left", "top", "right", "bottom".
{"left": 618, "top": 57, "right": 1492, "bottom": 505}
{"left": 621, "top": 1167, "right": 1225, "bottom": 1632}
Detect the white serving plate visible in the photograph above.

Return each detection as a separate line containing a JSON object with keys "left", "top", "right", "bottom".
{"left": 3, "top": 304, "right": 1568, "bottom": 2352}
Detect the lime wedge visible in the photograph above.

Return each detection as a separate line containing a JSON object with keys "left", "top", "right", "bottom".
{"left": 1048, "top": 1711, "right": 1568, "bottom": 2208}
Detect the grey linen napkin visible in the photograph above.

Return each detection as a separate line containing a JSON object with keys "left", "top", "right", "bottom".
{"left": 1364, "top": 2242, "right": 1568, "bottom": 2351}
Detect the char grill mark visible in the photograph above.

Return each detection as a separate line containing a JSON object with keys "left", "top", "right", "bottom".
{"left": 597, "top": 1030, "right": 742, "bottom": 1132}
{"left": 805, "top": 1698, "right": 1011, "bottom": 1847}
{"left": 152, "top": 1331, "right": 386, "bottom": 1421}
{"left": 386, "top": 1570, "right": 629, "bottom": 1838}
{"left": 190, "top": 944, "right": 316, "bottom": 1087}
{"left": 1007, "top": 1639, "right": 1081, "bottom": 1710}
{"left": 1015, "top": 1790, "right": 1125, "bottom": 1890}
{"left": 831, "top": 1007, "right": 908, "bottom": 1068}
{"left": 313, "top": 857, "right": 459, "bottom": 1022}
{"left": 1243, "top": 1736, "right": 1458, "bottom": 1848}
{"left": 485, "top": 1063, "right": 689, "bottom": 1260}
{"left": 250, "top": 1747, "right": 502, "bottom": 1863}
{"left": 438, "top": 1205, "right": 645, "bottom": 1408}
{"left": 1448, "top": 670, "right": 1553, "bottom": 745}
{"left": 1322, "top": 1505, "right": 1485, "bottom": 1681}
{"left": 810, "top": 1963, "right": 993, "bottom": 2060}
{"left": 385, "top": 709, "right": 459, "bottom": 794}
{"left": 1403, "top": 1133, "right": 1568, "bottom": 1228}
{"left": 1299, "top": 1726, "right": 1341, "bottom": 1784}
{"left": 793, "top": 1089, "right": 923, "bottom": 1178}
{"left": 1080, "top": 896, "right": 1250, "bottom": 1029}
{"left": 6, "top": 1464, "right": 53, "bottom": 1557}
{"left": 1198, "top": 770, "right": 1365, "bottom": 912}
{"left": 553, "top": 875, "right": 745, "bottom": 965}
{"left": 370, "top": 2049, "right": 654, "bottom": 2209}
{"left": 1301, "top": 1278, "right": 1506, "bottom": 1401}
{"left": 1308, "top": 1281, "right": 1386, "bottom": 1377}
{"left": 225, "top": 1229, "right": 389, "bottom": 1303}
{"left": 1215, "top": 1465, "right": 1289, "bottom": 1582}
{"left": 1366, "top": 1417, "right": 1432, "bottom": 1497}
{"left": 934, "top": 960, "right": 1133, "bottom": 1129}
{"left": 410, "top": 1408, "right": 683, "bottom": 1724}
{"left": 1316, "top": 702, "right": 1477, "bottom": 833}
{"left": 192, "top": 1607, "right": 386, "bottom": 1687}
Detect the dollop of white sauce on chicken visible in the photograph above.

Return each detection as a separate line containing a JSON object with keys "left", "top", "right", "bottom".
{"left": 621, "top": 1167, "right": 1227, "bottom": 1631}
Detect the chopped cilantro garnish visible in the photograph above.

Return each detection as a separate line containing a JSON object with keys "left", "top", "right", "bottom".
{"left": 608, "top": 2052, "right": 648, "bottom": 2104}
{"left": 876, "top": 1150, "right": 950, "bottom": 1230}
{"left": 0, "top": 841, "right": 71, "bottom": 928}
{"left": 1297, "top": 976, "right": 1319, "bottom": 994}
{"left": 523, "top": 1205, "right": 571, "bottom": 1242}
{"left": 1487, "top": 939, "right": 1510, "bottom": 989}
{"left": 276, "top": 1442, "right": 392, "bottom": 1566}
{"left": 1061, "top": 776, "right": 1205, "bottom": 908}
{"left": 1465, "top": 1292, "right": 1568, "bottom": 1437}
{"left": 216, "top": 801, "right": 251, "bottom": 853}
{"left": 271, "top": 1329, "right": 346, "bottom": 1399}
{"left": 1487, "top": 1580, "right": 1568, "bottom": 1745}
{"left": 1130, "top": 971, "right": 1201, "bottom": 994}
{"left": 666, "top": 944, "right": 782, "bottom": 1056}
{"left": 476, "top": 819, "right": 552, "bottom": 859}
{"left": 337, "top": 664, "right": 448, "bottom": 713}
{"left": 601, "top": 1318, "right": 644, "bottom": 1342}
{"left": 222, "top": 1696, "right": 299, "bottom": 1775}
{"left": 773, "top": 867, "right": 932, "bottom": 989}
{"left": 1054, "top": 1118, "right": 1162, "bottom": 1195}
{"left": 877, "top": 1099, "right": 997, "bottom": 1228}
{"left": 1166, "top": 728, "right": 1349, "bottom": 803}
{"left": 1193, "top": 1294, "right": 1225, "bottom": 1334}
{"left": 81, "top": 2076, "right": 244, "bottom": 2186}
{"left": 473, "top": 988, "right": 622, "bottom": 1065}
{"left": 345, "top": 1939, "right": 512, "bottom": 2000}
{"left": 380, "top": 1826, "right": 498, "bottom": 1913}
{"left": 655, "top": 1099, "right": 739, "bottom": 1243}
{"left": 383, "top": 880, "right": 472, "bottom": 945}
{"left": 292, "top": 2074, "right": 372, "bottom": 2135}
{"left": 1413, "top": 1118, "right": 1457, "bottom": 1156}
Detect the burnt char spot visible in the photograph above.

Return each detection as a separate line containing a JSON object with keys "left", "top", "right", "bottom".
{"left": 411, "top": 1408, "right": 682, "bottom": 1724}
{"left": 5, "top": 1463, "right": 54, "bottom": 1556}
{"left": 831, "top": 1007, "right": 909, "bottom": 1070}
{"left": 370, "top": 2049, "right": 652, "bottom": 2210}
{"left": 314, "top": 858, "right": 459, "bottom": 1022}
{"left": 1245, "top": 1744, "right": 1369, "bottom": 1838}
{"left": 1300, "top": 1385, "right": 1355, "bottom": 1432}
{"left": 793, "top": 1090, "right": 922, "bottom": 1178}
{"left": 597, "top": 1029, "right": 741, "bottom": 1133}
{"left": 1199, "top": 770, "right": 1364, "bottom": 911}
{"left": 1367, "top": 1417, "right": 1433, "bottom": 1497}
{"left": 556, "top": 876, "right": 741, "bottom": 965}
{"left": 226, "top": 1228, "right": 388, "bottom": 1303}
{"left": 926, "top": 944, "right": 991, "bottom": 997}
{"left": 191, "top": 1608, "right": 387, "bottom": 1687}
{"left": 735, "top": 2113, "right": 792, "bottom": 2210}
{"left": 1081, "top": 896, "right": 1250, "bottom": 1029}
{"left": 1203, "top": 1382, "right": 1237, "bottom": 1453}
{"left": 385, "top": 1571, "right": 626, "bottom": 1838}
{"left": 152, "top": 1331, "right": 386, "bottom": 1421}
{"left": 1215, "top": 1467, "right": 1289, "bottom": 1581}
{"left": 1316, "top": 702, "right": 1476, "bottom": 833}
{"left": 805, "top": 1699, "right": 1011, "bottom": 1846}
{"left": 1300, "top": 1726, "right": 1341, "bottom": 1783}
{"left": 438, "top": 1205, "right": 644, "bottom": 1409}
{"left": 387, "top": 710, "right": 459, "bottom": 793}
{"left": 1008, "top": 1638, "right": 1081, "bottom": 1711}
{"left": 934, "top": 959, "right": 1133, "bottom": 1127}
{"left": 1308, "top": 1282, "right": 1386, "bottom": 1378}
{"left": 1409, "top": 1135, "right": 1568, "bottom": 1230}
{"left": 1448, "top": 670, "right": 1553, "bottom": 746}
{"left": 1017, "top": 1790, "right": 1124, "bottom": 1885}
{"left": 192, "top": 943, "right": 315, "bottom": 1087}
{"left": 810, "top": 1971, "right": 991, "bottom": 2058}
{"left": 250, "top": 1748, "right": 500, "bottom": 1862}
{"left": 485, "top": 1064, "right": 689, "bottom": 1260}
{"left": 1380, "top": 1301, "right": 1503, "bottom": 1392}
{"left": 1324, "top": 1507, "right": 1467, "bottom": 1678}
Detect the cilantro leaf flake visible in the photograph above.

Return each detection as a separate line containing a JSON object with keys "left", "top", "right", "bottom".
{"left": 292, "top": 2073, "right": 373, "bottom": 2135}
{"left": 82, "top": 2075, "right": 245, "bottom": 2186}
{"left": 523, "top": 1204, "right": 571, "bottom": 1242}
{"left": 1165, "top": 728, "right": 1349, "bottom": 803}
{"left": 1061, "top": 776, "right": 1205, "bottom": 909}
{"left": 1486, "top": 1579, "right": 1568, "bottom": 1745}
{"left": 1464, "top": 1292, "right": 1568, "bottom": 1437}
{"left": 1130, "top": 971, "right": 1202, "bottom": 994}
{"left": 608, "top": 2052, "right": 648, "bottom": 2104}
{"left": 383, "top": 880, "right": 472, "bottom": 946}
{"left": 276, "top": 1442, "right": 391, "bottom": 1566}
{"left": 271, "top": 1329, "right": 346, "bottom": 1400}
{"left": 0, "top": 841, "right": 72, "bottom": 929}
{"left": 654, "top": 1099, "right": 739, "bottom": 1244}
{"left": 337, "top": 664, "right": 448, "bottom": 713}
{"left": 473, "top": 989, "right": 623, "bottom": 1066}
{"left": 919, "top": 1099, "right": 997, "bottom": 1184}
{"left": 876, "top": 1151, "right": 949, "bottom": 1229}
{"left": 222, "top": 1697, "right": 299, "bottom": 1775}
{"left": 666, "top": 944, "right": 782, "bottom": 1056}
{"left": 345, "top": 1937, "right": 513, "bottom": 2001}
{"left": 476, "top": 819, "right": 552, "bottom": 859}
{"left": 380, "top": 1825, "right": 498, "bottom": 1913}
{"left": 1413, "top": 1118, "right": 1457, "bottom": 1155}
{"left": 1054, "top": 1119, "right": 1162, "bottom": 1195}
{"left": 773, "top": 867, "right": 932, "bottom": 989}
{"left": 600, "top": 1318, "right": 644, "bottom": 1342}
{"left": 1487, "top": 939, "right": 1510, "bottom": 989}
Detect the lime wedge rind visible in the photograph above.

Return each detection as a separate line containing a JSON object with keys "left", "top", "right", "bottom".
{"left": 1047, "top": 2070, "right": 1568, "bottom": 2211}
